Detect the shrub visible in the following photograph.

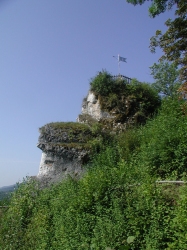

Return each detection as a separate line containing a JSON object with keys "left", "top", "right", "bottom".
{"left": 1, "top": 74, "right": 186, "bottom": 250}
{"left": 0, "top": 146, "right": 175, "bottom": 249}
{"left": 136, "top": 97, "right": 187, "bottom": 178}
{"left": 168, "top": 185, "right": 187, "bottom": 249}
{"left": 90, "top": 70, "right": 115, "bottom": 96}
{"left": 90, "top": 71, "right": 161, "bottom": 125}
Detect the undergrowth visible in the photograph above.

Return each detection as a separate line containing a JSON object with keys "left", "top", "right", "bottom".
{"left": 1, "top": 98, "right": 187, "bottom": 249}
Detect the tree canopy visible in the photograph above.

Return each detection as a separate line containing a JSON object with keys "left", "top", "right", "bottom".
{"left": 150, "top": 60, "right": 182, "bottom": 97}
{"left": 126, "top": 0, "right": 179, "bottom": 17}
{"left": 127, "top": 0, "right": 187, "bottom": 91}
{"left": 150, "top": 0, "right": 187, "bottom": 86}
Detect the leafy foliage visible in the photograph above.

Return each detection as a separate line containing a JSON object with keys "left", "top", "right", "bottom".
{"left": 0, "top": 151, "right": 174, "bottom": 249}
{"left": 126, "top": 0, "right": 179, "bottom": 18}
{"left": 167, "top": 186, "right": 187, "bottom": 249}
{"left": 90, "top": 71, "right": 161, "bottom": 124}
{"left": 2, "top": 66, "right": 187, "bottom": 249}
{"left": 150, "top": 60, "right": 182, "bottom": 97}
{"left": 136, "top": 97, "right": 187, "bottom": 178}
{"left": 1, "top": 97, "right": 187, "bottom": 249}
{"left": 90, "top": 70, "right": 115, "bottom": 96}
{"left": 149, "top": 0, "right": 187, "bottom": 87}
{"left": 126, "top": 0, "right": 187, "bottom": 96}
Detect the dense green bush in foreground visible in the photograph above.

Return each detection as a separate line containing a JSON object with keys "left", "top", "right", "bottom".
{"left": 1, "top": 98, "right": 187, "bottom": 249}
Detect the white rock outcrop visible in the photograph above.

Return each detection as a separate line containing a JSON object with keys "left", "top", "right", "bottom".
{"left": 37, "top": 91, "right": 113, "bottom": 186}
{"left": 37, "top": 152, "right": 84, "bottom": 184}
{"left": 36, "top": 123, "right": 91, "bottom": 185}
{"left": 77, "top": 91, "right": 113, "bottom": 122}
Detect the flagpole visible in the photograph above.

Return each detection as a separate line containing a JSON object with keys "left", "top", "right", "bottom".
{"left": 118, "top": 54, "right": 120, "bottom": 75}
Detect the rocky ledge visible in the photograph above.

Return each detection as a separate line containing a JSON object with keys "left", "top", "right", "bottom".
{"left": 36, "top": 122, "right": 98, "bottom": 185}
{"left": 36, "top": 78, "right": 160, "bottom": 186}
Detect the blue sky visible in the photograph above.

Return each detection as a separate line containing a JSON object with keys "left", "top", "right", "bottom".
{"left": 0, "top": 0, "right": 175, "bottom": 187}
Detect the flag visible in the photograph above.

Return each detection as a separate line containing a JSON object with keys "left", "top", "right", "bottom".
{"left": 118, "top": 55, "right": 127, "bottom": 63}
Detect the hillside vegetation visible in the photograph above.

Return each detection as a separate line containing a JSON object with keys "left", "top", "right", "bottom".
{"left": 90, "top": 71, "right": 161, "bottom": 125}
{"left": 1, "top": 73, "right": 187, "bottom": 249}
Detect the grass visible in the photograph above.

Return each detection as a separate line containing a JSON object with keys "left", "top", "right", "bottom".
{"left": 39, "top": 122, "right": 91, "bottom": 132}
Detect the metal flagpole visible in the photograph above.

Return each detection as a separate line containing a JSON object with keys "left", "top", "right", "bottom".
{"left": 118, "top": 54, "right": 120, "bottom": 75}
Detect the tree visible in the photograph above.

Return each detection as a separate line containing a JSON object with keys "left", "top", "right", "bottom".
{"left": 126, "top": 0, "right": 187, "bottom": 92}
{"left": 150, "top": 0, "right": 187, "bottom": 86}
{"left": 126, "top": 0, "right": 179, "bottom": 17}
{"left": 150, "top": 60, "right": 182, "bottom": 97}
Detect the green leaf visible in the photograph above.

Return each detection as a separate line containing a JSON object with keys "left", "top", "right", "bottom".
{"left": 127, "top": 236, "right": 135, "bottom": 244}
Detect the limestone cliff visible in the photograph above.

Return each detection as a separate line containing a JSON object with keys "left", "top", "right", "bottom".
{"left": 36, "top": 122, "right": 100, "bottom": 185}
{"left": 36, "top": 74, "right": 160, "bottom": 185}
{"left": 36, "top": 91, "right": 115, "bottom": 185}
{"left": 77, "top": 91, "right": 113, "bottom": 122}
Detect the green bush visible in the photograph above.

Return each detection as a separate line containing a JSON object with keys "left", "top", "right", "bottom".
{"left": 0, "top": 146, "right": 175, "bottom": 249}
{"left": 1, "top": 81, "right": 187, "bottom": 249}
{"left": 136, "top": 97, "right": 187, "bottom": 178}
{"left": 167, "top": 185, "right": 187, "bottom": 249}
{"left": 90, "top": 72, "right": 161, "bottom": 124}
{"left": 90, "top": 70, "right": 115, "bottom": 96}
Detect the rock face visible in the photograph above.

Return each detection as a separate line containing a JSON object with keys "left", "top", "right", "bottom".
{"left": 37, "top": 152, "right": 84, "bottom": 184}
{"left": 77, "top": 91, "right": 113, "bottom": 122}
{"left": 36, "top": 91, "right": 114, "bottom": 185}
{"left": 36, "top": 91, "right": 120, "bottom": 185}
{"left": 36, "top": 82, "right": 160, "bottom": 185}
{"left": 36, "top": 123, "right": 92, "bottom": 185}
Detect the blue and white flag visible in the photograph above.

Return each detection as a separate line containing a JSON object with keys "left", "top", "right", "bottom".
{"left": 118, "top": 55, "right": 127, "bottom": 63}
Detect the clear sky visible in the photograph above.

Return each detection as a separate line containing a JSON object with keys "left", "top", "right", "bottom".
{"left": 0, "top": 0, "right": 175, "bottom": 187}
